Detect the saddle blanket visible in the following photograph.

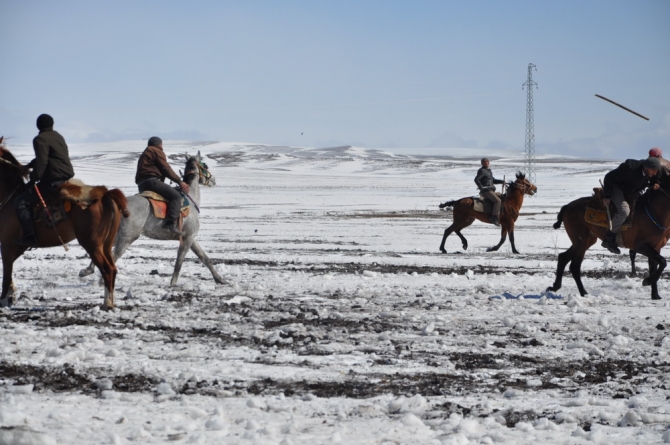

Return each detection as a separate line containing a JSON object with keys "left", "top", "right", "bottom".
{"left": 34, "top": 178, "right": 105, "bottom": 228}
{"left": 472, "top": 192, "right": 502, "bottom": 213}
{"left": 584, "top": 207, "right": 631, "bottom": 231}
{"left": 138, "top": 191, "right": 190, "bottom": 219}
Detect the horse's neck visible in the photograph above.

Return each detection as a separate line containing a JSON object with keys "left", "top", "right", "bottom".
{"left": 505, "top": 187, "right": 525, "bottom": 209}
{"left": 186, "top": 175, "right": 201, "bottom": 206}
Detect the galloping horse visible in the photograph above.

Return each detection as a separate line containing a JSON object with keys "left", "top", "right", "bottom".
{"left": 439, "top": 172, "right": 537, "bottom": 254}
{"left": 80, "top": 151, "right": 226, "bottom": 286}
{"left": 548, "top": 174, "right": 670, "bottom": 300}
{"left": 0, "top": 137, "right": 128, "bottom": 309}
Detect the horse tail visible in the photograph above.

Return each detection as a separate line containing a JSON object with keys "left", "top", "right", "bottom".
{"left": 553, "top": 205, "right": 566, "bottom": 229}
{"left": 443, "top": 199, "right": 459, "bottom": 207}
{"left": 104, "top": 189, "right": 130, "bottom": 218}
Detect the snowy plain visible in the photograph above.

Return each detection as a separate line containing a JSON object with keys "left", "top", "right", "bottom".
{"left": 1, "top": 140, "right": 670, "bottom": 445}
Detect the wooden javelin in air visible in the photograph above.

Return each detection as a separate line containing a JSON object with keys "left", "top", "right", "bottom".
{"left": 595, "top": 94, "right": 649, "bottom": 121}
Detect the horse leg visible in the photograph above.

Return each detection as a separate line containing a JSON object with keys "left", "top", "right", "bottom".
{"left": 170, "top": 238, "right": 194, "bottom": 286}
{"left": 79, "top": 261, "right": 96, "bottom": 277}
{"left": 569, "top": 247, "right": 590, "bottom": 296}
{"left": 439, "top": 224, "right": 456, "bottom": 253}
{"left": 638, "top": 244, "right": 666, "bottom": 300}
{"left": 1, "top": 244, "right": 25, "bottom": 307}
{"left": 547, "top": 245, "right": 575, "bottom": 293}
{"left": 629, "top": 249, "right": 637, "bottom": 276}
{"left": 455, "top": 230, "right": 468, "bottom": 251}
{"left": 486, "top": 228, "right": 508, "bottom": 252}
{"left": 509, "top": 229, "right": 520, "bottom": 254}
{"left": 190, "top": 240, "right": 227, "bottom": 284}
{"left": 440, "top": 217, "right": 474, "bottom": 253}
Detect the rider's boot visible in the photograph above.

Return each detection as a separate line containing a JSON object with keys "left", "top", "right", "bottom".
{"left": 601, "top": 230, "right": 621, "bottom": 254}
{"left": 14, "top": 232, "right": 38, "bottom": 248}
{"left": 162, "top": 219, "right": 185, "bottom": 236}
{"left": 489, "top": 215, "right": 500, "bottom": 226}
{"left": 14, "top": 199, "right": 38, "bottom": 247}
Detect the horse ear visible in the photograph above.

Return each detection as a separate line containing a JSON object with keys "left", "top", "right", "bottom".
{"left": 197, "top": 150, "right": 201, "bottom": 160}
{"left": 0, "top": 136, "right": 3, "bottom": 144}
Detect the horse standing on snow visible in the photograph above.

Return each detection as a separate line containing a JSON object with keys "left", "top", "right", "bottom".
{"left": 438, "top": 172, "right": 537, "bottom": 254}
{"left": 80, "top": 151, "right": 226, "bottom": 286}
{"left": 0, "top": 137, "right": 129, "bottom": 309}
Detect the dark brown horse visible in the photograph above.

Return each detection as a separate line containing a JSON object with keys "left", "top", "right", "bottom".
{"left": 548, "top": 175, "right": 670, "bottom": 300}
{"left": 0, "top": 137, "right": 129, "bottom": 309}
{"left": 439, "top": 172, "right": 537, "bottom": 254}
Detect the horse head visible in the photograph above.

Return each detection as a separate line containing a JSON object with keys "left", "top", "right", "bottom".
{"left": 184, "top": 150, "right": 215, "bottom": 187}
{"left": 0, "top": 138, "right": 28, "bottom": 192}
{"left": 512, "top": 172, "right": 537, "bottom": 196}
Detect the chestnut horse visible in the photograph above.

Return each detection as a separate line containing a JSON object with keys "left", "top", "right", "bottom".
{"left": 0, "top": 138, "right": 129, "bottom": 309}
{"left": 547, "top": 175, "right": 670, "bottom": 300}
{"left": 439, "top": 172, "right": 537, "bottom": 254}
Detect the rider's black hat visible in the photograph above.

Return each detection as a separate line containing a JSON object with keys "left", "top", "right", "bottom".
{"left": 36, "top": 114, "right": 54, "bottom": 130}
{"left": 148, "top": 136, "right": 163, "bottom": 147}
{"left": 643, "top": 156, "right": 662, "bottom": 170}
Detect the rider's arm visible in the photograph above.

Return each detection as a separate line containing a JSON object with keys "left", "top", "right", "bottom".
{"left": 154, "top": 149, "right": 182, "bottom": 184}
{"left": 29, "top": 136, "right": 49, "bottom": 182}
{"left": 474, "top": 168, "right": 486, "bottom": 190}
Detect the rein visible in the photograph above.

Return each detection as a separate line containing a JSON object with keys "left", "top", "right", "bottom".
{"left": 0, "top": 156, "right": 20, "bottom": 169}
{"left": 0, "top": 186, "right": 19, "bottom": 212}
{"left": 644, "top": 185, "right": 670, "bottom": 231}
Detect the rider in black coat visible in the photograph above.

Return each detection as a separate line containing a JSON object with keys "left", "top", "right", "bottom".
{"left": 601, "top": 157, "right": 661, "bottom": 254}
{"left": 14, "top": 114, "right": 74, "bottom": 247}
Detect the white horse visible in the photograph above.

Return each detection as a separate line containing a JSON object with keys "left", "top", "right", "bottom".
{"left": 80, "top": 151, "right": 225, "bottom": 286}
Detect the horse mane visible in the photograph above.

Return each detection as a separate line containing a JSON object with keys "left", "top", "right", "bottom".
{"left": 183, "top": 157, "right": 198, "bottom": 182}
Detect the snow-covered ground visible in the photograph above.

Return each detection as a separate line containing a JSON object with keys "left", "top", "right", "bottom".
{"left": 2, "top": 141, "right": 670, "bottom": 445}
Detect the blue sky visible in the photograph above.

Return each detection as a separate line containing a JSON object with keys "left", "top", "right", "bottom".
{"left": 1, "top": 0, "right": 668, "bottom": 158}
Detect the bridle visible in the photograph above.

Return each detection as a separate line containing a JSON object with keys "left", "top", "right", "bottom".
{"left": 184, "top": 158, "right": 214, "bottom": 187}
{"left": 510, "top": 178, "right": 535, "bottom": 195}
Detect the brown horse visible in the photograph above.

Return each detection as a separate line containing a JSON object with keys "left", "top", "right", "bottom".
{"left": 547, "top": 175, "right": 670, "bottom": 300}
{"left": 439, "top": 172, "right": 537, "bottom": 254}
{"left": 0, "top": 137, "right": 129, "bottom": 309}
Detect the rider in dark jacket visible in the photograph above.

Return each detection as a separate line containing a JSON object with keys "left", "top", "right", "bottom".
{"left": 14, "top": 114, "right": 74, "bottom": 247}
{"left": 135, "top": 137, "right": 190, "bottom": 235}
{"left": 601, "top": 157, "right": 661, "bottom": 254}
{"left": 474, "top": 158, "right": 505, "bottom": 226}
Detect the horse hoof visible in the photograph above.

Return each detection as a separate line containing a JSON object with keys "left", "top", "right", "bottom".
{"left": 79, "top": 268, "right": 93, "bottom": 277}
{"left": 462, "top": 245, "right": 468, "bottom": 251}
{"left": 486, "top": 247, "right": 496, "bottom": 252}
{"left": 513, "top": 250, "right": 520, "bottom": 255}
{"left": 545, "top": 286, "right": 557, "bottom": 293}
{"left": 652, "top": 296, "right": 662, "bottom": 300}
{"left": 642, "top": 278, "right": 650, "bottom": 286}
{"left": 440, "top": 249, "right": 447, "bottom": 254}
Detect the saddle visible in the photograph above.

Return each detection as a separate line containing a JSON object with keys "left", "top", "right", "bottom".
{"left": 34, "top": 179, "right": 110, "bottom": 228}
{"left": 584, "top": 187, "right": 634, "bottom": 231}
{"left": 472, "top": 192, "right": 504, "bottom": 214}
{"left": 138, "top": 191, "right": 190, "bottom": 219}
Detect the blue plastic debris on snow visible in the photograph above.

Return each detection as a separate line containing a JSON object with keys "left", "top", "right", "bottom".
{"left": 489, "top": 291, "right": 563, "bottom": 300}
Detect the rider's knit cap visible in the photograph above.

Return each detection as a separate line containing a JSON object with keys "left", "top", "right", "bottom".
{"left": 148, "top": 136, "right": 163, "bottom": 147}
{"left": 36, "top": 114, "right": 54, "bottom": 130}
{"left": 649, "top": 147, "right": 663, "bottom": 158}
{"left": 643, "top": 156, "right": 662, "bottom": 170}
